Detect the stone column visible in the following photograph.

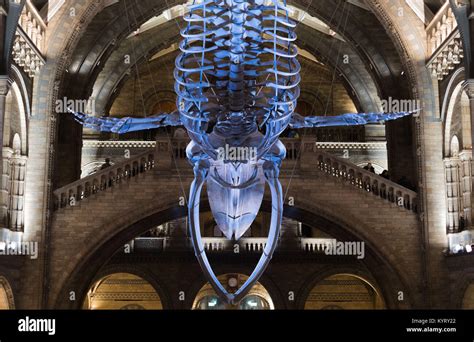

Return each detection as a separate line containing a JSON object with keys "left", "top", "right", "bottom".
{"left": 9, "top": 152, "right": 26, "bottom": 232}
{"left": 444, "top": 157, "right": 461, "bottom": 233}
{"left": 0, "top": 147, "right": 11, "bottom": 241}
{"left": 279, "top": 217, "right": 300, "bottom": 250}
{"left": 154, "top": 137, "right": 172, "bottom": 172}
{"left": 460, "top": 150, "right": 472, "bottom": 226}
{"left": 0, "top": 76, "right": 12, "bottom": 174}
{"left": 0, "top": 147, "right": 12, "bottom": 221}
{"left": 0, "top": 77, "right": 12, "bottom": 241}
{"left": 299, "top": 135, "right": 318, "bottom": 172}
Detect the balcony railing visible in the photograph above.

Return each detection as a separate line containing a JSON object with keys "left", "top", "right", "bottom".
{"left": 56, "top": 137, "right": 417, "bottom": 212}
{"left": 53, "top": 149, "right": 155, "bottom": 209}
{"left": 124, "top": 236, "right": 342, "bottom": 254}
{"left": 426, "top": 1, "right": 463, "bottom": 81}
{"left": 12, "top": 0, "right": 46, "bottom": 78}
{"left": 312, "top": 148, "right": 418, "bottom": 212}
{"left": 201, "top": 237, "right": 267, "bottom": 253}
{"left": 300, "top": 238, "right": 337, "bottom": 253}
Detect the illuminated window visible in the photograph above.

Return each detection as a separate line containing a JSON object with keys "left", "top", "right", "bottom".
{"left": 239, "top": 295, "right": 270, "bottom": 310}
{"left": 195, "top": 295, "right": 225, "bottom": 310}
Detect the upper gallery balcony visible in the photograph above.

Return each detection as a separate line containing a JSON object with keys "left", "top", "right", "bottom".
{"left": 426, "top": 1, "right": 462, "bottom": 81}
{"left": 11, "top": 0, "right": 46, "bottom": 78}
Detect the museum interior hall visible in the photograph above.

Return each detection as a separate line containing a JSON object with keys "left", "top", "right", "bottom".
{"left": 0, "top": 0, "right": 474, "bottom": 310}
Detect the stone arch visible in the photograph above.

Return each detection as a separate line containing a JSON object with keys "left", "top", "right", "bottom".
{"left": 84, "top": 274, "right": 162, "bottom": 310}
{"left": 363, "top": 0, "right": 434, "bottom": 107}
{"left": 40, "top": 0, "right": 433, "bottom": 145}
{"left": 297, "top": 91, "right": 327, "bottom": 116}
{"left": 10, "top": 66, "right": 29, "bottom": 155}
{"left": 300, "top": 272, "right": 386, "bottom": 310}
{"left": 150, "top": 97, "right": 176, "bottom": 115}
{"left": 90, "top": 264, "right": 172, "bottom": 308}
{"left": 444, "top": 82, "right": 464, "bottom": 156}
{"left": 295, "top": 265, "right": 388, "bottom": 309}
{"left": 83, "top": 265, "right": 169, "bottom": 309}
{"left": 39, "top": 0, "right": 428, "bottom": 310}
{"left": 79, "top": 2, "right": 385, "bottom": 118}
{"left": 462, "top": 283, "right": 474, "bottom": 309}
{"left": 460, "top": 92, "right": 471, "bottom": 149}
{"left": 441, "top": 67, "right": 465, "bottom": 123}
{"left": 191, "top": 273, "right": 275, "bottom": 310}
{"left": 180, "top": 261, "right": 287, "bottom": 310}
{"left": 282, "top": 201, "right": 417, "bottom": 309}
{"left": 452, "top": 272, "right": 474, "bottom": 309}
{"left": 3, "top": 80, "right": 28, "bottom": 155}
{"left": 52, "top": 196, "right": 414, "bottom": 309}
{"left": 0, "top": 276, "right": 15, "bottom": 309}
{"left": 35, "top": 0, "right": 434, "bottom": 189}
{"left": 443, "top": 71, "right": 471, "bottom": 156}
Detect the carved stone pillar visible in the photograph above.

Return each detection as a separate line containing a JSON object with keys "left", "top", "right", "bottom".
{"left": 9, "top": 152, "right": 26, "bottom": 232}
{"left": 0, "top": 147, "right": 12, "bottom": 226}
{"left": 154, "top": 138, "right": 172, "bottom": 172}
{"left": 460, "top": 150, "right": 472, "bottom": 226}
{"left": 279, "top": 217, "right": 300, "bottom": 249}
{"left": 299, "top": 136, "right": 317, "bottom": 172}
{"left": 0, "top": 77, "right": 12, "bottom": 222}
{"left": 444, "top": 157, "right": 462, "bottom": 233}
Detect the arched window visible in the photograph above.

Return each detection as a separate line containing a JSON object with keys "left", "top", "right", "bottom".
{"left": 239, "top": 295, "right": 271, "bottom": 310}
{"left": 0, "top": 277, "right": 15, "bottom": 310}
{"left": 193, "top": 274, "right": 274, "bottom": 310}
{"left": 304, "top": 274, "right": 385, "bottom": 310}
{"left": 195, "top": 295, "right": 226, "bottom": 310}
{"left": 83, "top": 273, "right": 162, "bottom": 310}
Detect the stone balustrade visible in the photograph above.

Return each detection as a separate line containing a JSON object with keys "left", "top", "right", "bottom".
{"left": 426, "top": 1, "right": 462, "bottom": 81}
{"left": 12, "top": 0, "right": 46, "bottom": 78}
{"left": 311, "top": 148, "right": 417, "bottom": 212}
{"left": 300, "top": 238, "right": 337, "bottom": 253}
{"left": 54, "top": 150, "right": 155, "bottom": 209}
{"left": 202, "top": 237, "right": 229, "bottom": 252}
{"left": 60, "top": 137, "right": 417, "bottom": 212}
{"left": 201, "top": 237, "right": 267, "bottom": 253}
{"left": 122, "top": 236, "right": 371, "bottom": 255}
{"left": 126, "top": 236, "right": 341, "bottom": 254}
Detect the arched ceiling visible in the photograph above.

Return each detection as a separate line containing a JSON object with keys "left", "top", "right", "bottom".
{"left": 60, "top": 0, "right": 410, "bottom": 120}
{"left": 107, "top": 50, "right": 359, "bottom": 119}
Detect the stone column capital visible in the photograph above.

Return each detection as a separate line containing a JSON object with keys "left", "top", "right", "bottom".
{"left": 0, "top": 76, "right": 13, "bottom": 96}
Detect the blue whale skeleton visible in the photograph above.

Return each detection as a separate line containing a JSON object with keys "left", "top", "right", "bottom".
{"left": 70, "top": 0, "right": 417, "bottom": 304}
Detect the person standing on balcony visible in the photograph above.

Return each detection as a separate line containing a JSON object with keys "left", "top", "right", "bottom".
{"left": 363, "top": 162, "right": 375, "bottom": 173}
{"left": 100, "top": 158, "right": 112, "bottom": 170}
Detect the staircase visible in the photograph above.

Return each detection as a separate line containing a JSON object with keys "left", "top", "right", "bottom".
{"left": 311, "top": 149, "right": 417, "bottom": 212}
{"left": 53, "top": 138, "right": 417, "bottom": 213}
{"left": 53, "top": 149, "right": 156, "bottom": 209}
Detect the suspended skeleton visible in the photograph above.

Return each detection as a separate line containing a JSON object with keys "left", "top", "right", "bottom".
{"left": 70, "top": 0, "right": 417, "bottom": 304}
